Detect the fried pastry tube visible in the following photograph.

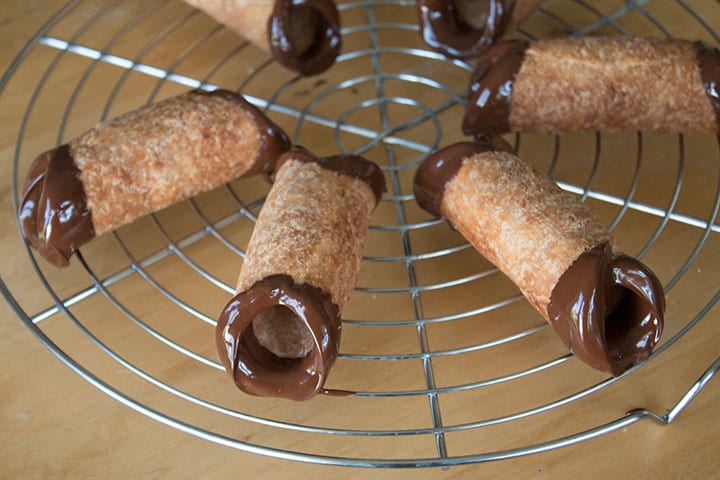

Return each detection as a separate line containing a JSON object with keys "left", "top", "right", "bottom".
{"left": 183, "top": 0, "right": 341, "bottom": 76}
{"left": 416, "top": 0, "right": 543, "bottom": 58}
{"left": 217, "top": 148, "right": 385, "bottom": 400}
{"left": 19, "top": 89, "right": 290, "bottom": 267}
{"left": 413, "top": 137, "right": 665, "bottom": 376}
{"left": 463, "top": 37, "right": 720, "bottom": 135}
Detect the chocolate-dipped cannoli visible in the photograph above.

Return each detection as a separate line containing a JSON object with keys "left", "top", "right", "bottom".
{"left": 19, "top": 89, "right": 290, "bottom": 267}
{"left": 416, "top": 0, "right": 543, "bottom": 59}
{"left": 463, "top": 37, "right": 720, "bottom": 135}
{"left": 183, "top": 0, "right": 341, "bottom": 76}
{"left": 413, "top": 137, "right": 665, "bottom": 376}
{"left": 217, "top": 148, "right": 385, "bottom": 400}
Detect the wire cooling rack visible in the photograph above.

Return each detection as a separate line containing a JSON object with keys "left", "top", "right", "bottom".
{"left": 2, "top": 0, "right": 720, "bottom": 468}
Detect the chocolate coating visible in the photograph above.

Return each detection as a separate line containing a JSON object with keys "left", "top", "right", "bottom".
{"left": 268, "top": 0, "right": 341, "bottom": 76}
{"left": 413, "top": 136, "right": 513, "bottom": 217}
{"left": 216, "top": 274, "right": 347, "bottom": 400}
{"left": 416, "top": 0, "right": 516, "bottom": 59}
{"left": 463, "top": 39, "right": 528, "bottom": 136}
{"left": 274, "top": 147, "right": 387, "bottom": 204}
{"left": 18, "top": 144, "right": 94, "bottom": 267}
{"left": 548, "top": 245, "right": 665, "bottom": 376}
{"left": 695, "top": 41, "right": 720, "bottom": 131}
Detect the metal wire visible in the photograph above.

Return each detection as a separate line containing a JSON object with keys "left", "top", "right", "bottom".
{"left": 2, "top": 0, "right": 720, "bottom": 467}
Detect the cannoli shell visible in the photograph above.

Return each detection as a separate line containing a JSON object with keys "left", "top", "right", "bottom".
{"left": 183, "top": 0, "right": 341, "bottom": 75}
{"left": 511, "top": 37, "right": 717, "bottom": 134}
{"left": 441, "top": 147, "right": 611, "bottom": 314}
{"left": 19, "top": 89, "right": 290, "bottom": 266}
{"left": 216, "top": 149, "right": 385, "bottom": 399}
{"left": 237, "top": 156, "right": 379, "bottom": 308}
{"left": 76, "top": 90, "right": 286, "bottom": 235}
{"left": 413, "top": 139, "right": 665, "bottom": 375}
{"left": 183, "top": 0, "right": 272, "bottom": 52}
{"left": 463, "top": 36, "right": 720, "bottom": 135}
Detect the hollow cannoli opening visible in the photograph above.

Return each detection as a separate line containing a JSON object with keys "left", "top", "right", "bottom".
{"left": 217, "top": 275, "right": 341, "bottom": 400}
{"left": 268, "top": 0, "right": 341, "bottom": 76}
{"left": 416, "top": 0, "right": 513, "bottom": 58}
{"left": 251, "top": 305, "right": 315, "bottom": 359}
{"left": 454, "top": 0, "right": 492, "bottom": 30}
{"left": 287, "top": 6, "right": 322, "bottom": 57}
{"left": 605, "top": 284, "right": 660, "bottom": 374}
{"left": 238, "top": 310, "right": 319, "bottom": 385}
{"left": 548, "top": 246, "right": 665, "bottom": 376}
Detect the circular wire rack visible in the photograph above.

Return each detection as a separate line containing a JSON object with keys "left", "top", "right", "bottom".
{"left": 2, "top": 0, "right": 720, "bottom": 468}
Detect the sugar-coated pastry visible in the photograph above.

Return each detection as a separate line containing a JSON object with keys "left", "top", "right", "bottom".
{"left": 414, "top": 137, "right": 665, "bottom": 376}
{"left": 19, "top": 89, "right": 290, "bottom": 267}
{"left": 217, "top": 148, "right": 385, "bottom": 400}
{"left": 463, "top": 37, "right": 720, "bottom": 135}
{"left": 183, "top": 0, "right": 341, "bottom": 76}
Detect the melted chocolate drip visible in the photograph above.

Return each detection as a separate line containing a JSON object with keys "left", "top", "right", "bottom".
{"left": 413, "top": 136, "right": 512, "bottom": 217}
{"left": 18, "top": 144, "right": 94, "bottom": 267}
{"left": 694, "top": 41, "right": 720, "bottom": 131}
{"left": 416, "top": 0, "right": 516, "bottom": 59}
{"left": 463, "top": 39, "right": 528, "bottom": 136}
{"left": 548, "top": 245, "right": 665, "bottom": 376}
{"left": 216, "top": 274, "right": 349, "bottom": 400}
{"left": 268, "top": 0, "right": 341, "bottom": 76}
{"left": 274, "top": 147, "right": 387, "bottom": 204}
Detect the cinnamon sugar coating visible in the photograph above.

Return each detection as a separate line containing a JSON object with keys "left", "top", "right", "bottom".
{"left": 442, "top": 150, "right": 611, "bottom": 315}
{"left": 73, "top": 90, "right": 267, "bottom": 235}
{"left": 238, "top": 158, "right": 376, "bottom": 307}
{"left": 237, "top": 157, "right": 377, "bottom": 357}
{"left": 510, "top": 37, "right": 717, "bottom": 134}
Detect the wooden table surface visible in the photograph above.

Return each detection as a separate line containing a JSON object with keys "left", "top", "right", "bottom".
{"left": 1, "top": 1, "right": 719, "bottom": 478}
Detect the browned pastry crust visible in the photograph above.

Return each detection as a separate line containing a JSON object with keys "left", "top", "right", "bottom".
{"left": 413, "top": 139, "right": 665, "bottom": 375}
{"left": 75, "top": 91, "right": 273, "bottom": 235}
{"left": 238, "top": 156, "right": 377, "bottom": 357}
{"left": 443, "top": 149, "right": 611, "bottom": 313}
{"left": 464, "top": 37, "right": 720, "bottom": 136}
{"left": 216, "top": 150, "right": 384, "bottom": 399}
{"left": 510, "top": 37, "right": 717, "bottom": 134}
{"left": 19, "top": 89, "right": 289, "bottom": 267}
